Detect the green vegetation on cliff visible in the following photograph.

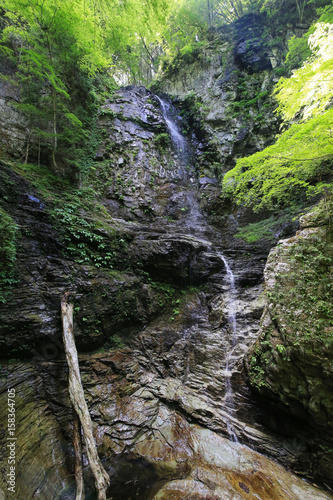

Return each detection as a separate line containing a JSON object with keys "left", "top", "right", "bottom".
{"left": 223, "top": 16, "right": 333, "bottom": 213}
{"left": 0, "top": 205, "right": 17, "bottom": 303}
{"left": 10, "top": 161, "right": 132, "bottom": 270}
{"left": 0, "top": 0, "right": 179, "bottom": 171}
{"left": 0, "top": 0, "right": 331, "bottom": 182}
{"left": 248, "top": 200, "right": 333, "bottom": 393}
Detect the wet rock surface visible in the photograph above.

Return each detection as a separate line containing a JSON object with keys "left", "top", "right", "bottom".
{"left": 0, "top": 364, "right": 71, "bottom": 500}
{"left": 153, "top": 23, "right": 283, "bottom": 173}
{"left": 245, "top": 204, "right": 333, "bottom": 489}
{"left": 0, "top": 83, "right": 332, "bottom": 499}
{"left": 1, "top": 358, "right": 333, "bottom": 500}
{"left": 0, "top": 78, "right": 28, "bottom": 159}
{"left": 153, "top": 14, "right": 314, "bottom": 181}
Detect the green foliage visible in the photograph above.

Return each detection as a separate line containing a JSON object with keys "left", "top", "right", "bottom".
{"left": 261, "top": 0, "right": 315, "bottom": 23}
{"left": 214, "top": 0, "right": 264, "bottom": 23}
{"left": 250, "top": 200, "right": 333, "bottom": 388}
{"left": 108, "top": 334, "right": 125, "bottom": 349}
{"left": 0, "top": 0, "right": 116, "bottom": 171}
{"left": 1, "top": 0, "right": 111, "bottom": 74}
{"left": 285, "top": 34, "right": 312, "bottom": 71}
{"left": 156, "top": 0, "right": 262, "bottom": 71}
{"left": 222, "top": 19, "right": 333, "bottom": 212}
{"left": 236, "top": 207, "right": 302, "bottom": 243}
{"left": 223, "top": 110, "right": 333, "bottom": 211}
{"left": 0, "top": 207, "right": 16, "bottom": 266}
{"left": 163, "top": 0, "right": 208, "bottom": 58}
{"left": 12, "top": 162, "right": 131, "bottom": 270}
{"left": 232, "top": 90, "right": 270, "bottom": 113}
{"left": 0, "top": 0, "right": 182, "bottom": 172}
{"left": 275, "top": 236, "right": 331, "bottom": 343}
{"left": 248, "top": 347, "right": 268, "bottom": 389}
{"left": 0, "top": 207, "right": 18, "bottom": 303}
{"left": 317, "top": 4, "right": 333, "bottom": 23}
{"left": 285, "top": 4, "right": 333, "bottom": 72}
{"left": 154, "top": 132, "right": 171, "bottom": 150}
{"left": 276, "top": 23, "right": 333, "bottom": 121}
{"left": 52, "top": 203, "right": 114, "bottom": 267}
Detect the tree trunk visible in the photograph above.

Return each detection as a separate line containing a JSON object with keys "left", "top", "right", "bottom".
{"left": 38, "top": 134, "right": 41, "bottom": 167}
{"left": 46, "top": 36, "right": 58, "bottom": 172}
{"left": 207, "top": 0, "right": 212, "bottom": 27}
{"left": 73, "top": 409, "right": 84, "bottom": 500}
{"left": 295, "top": 0, "right": 305, "bottom": 22}
{"left": 24, "top": 129, "right": 32, "bottom": 164}
{"left": 61, "top": 294, "right": 110, "bottom": 500}
{"left": 24, "top": 138, "right": 30, "bottom": 165}
{"left": 51, "top": 88, "right": 58, "bottom": 171}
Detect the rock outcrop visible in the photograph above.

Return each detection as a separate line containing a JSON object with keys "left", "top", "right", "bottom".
{"left": 153, "top": 12, "right": 317, "bottom": 185}
{"left": 246, "top": 201, "right": 333, "bottom": 487}
{"left": 2, "top": 359, "right": 333, "bottom": 500}
{"left": 153, "top": 14, "right": 285, "bottom": 175}
{"left": 0, "top": 34, "right": 332, "bottom": 499}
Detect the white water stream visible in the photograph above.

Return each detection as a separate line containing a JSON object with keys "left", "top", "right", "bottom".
{"left": 157, "top": 95, "right": 206, "bottom": 233}
{"left": 217, "top": 252, "right": 239, "bottom": 442}
{"left": 156, "top": 96, "right": 188, "bottom": 158}
{"left": 158, "top": 95, "right": 240, "bottom": 442}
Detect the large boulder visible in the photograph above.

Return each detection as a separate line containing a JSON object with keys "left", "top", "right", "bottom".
{"left": 246, "top": 201, "right": 333, "bottom": 486}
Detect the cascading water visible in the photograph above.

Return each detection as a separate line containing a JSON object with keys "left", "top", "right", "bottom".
{"left": 157, "top": 95, "right": 206, "bottom": 233}
{"left": 217, "top": 253, "right": 237, "bottom": 341}
{"left": 157, "top": 94, "right": 240, "bottom": 443}
{"left": 156, "top": 96, "right": 188, "bottom": 163}
{"left": 217, "top": 252, "right": 239, "bottom": 442}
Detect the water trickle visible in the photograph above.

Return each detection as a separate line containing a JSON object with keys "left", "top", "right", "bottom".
{"left": 183, "top": 328, "right": 192, "bottom": 382}
{"left": 216, "top": 251, "right": 239, "bottom": 443}
{"left": 27, "top": 193, "right": 45, "bottom": 209}
{"left": 184, "top": 192, "right": 207, "bottom": 234}
{"left": 156, "top": 95, "right": 239, "bottom": 443}
{"left": 50, "top": 437, "right": 67, "bottom": 490}
{"left": 217, "top": 252, "right": 237, "bottom": 342}
{"left": 157, "top": 95, "right": 207, "bottom": 234}
{"left": 156, "top": 95, "right": 189, "bottom": 167}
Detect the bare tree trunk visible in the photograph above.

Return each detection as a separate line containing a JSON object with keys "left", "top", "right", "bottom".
{"left": 24, "top": 139, "right": 30, "bottom": 165}
{"left": 38, "top": 134, "right": 41, "bottom": 167}
{"left": 295, "top": 0, "right": 306, "bottom": 22}
{"left": 46, "top": 36, "right": 59, "bottom": 172}
{"left": 51, "top": 88, "right": 58, "bottom": 171}
{"left": 229, "top": 0, "right": 240, "bottom": 19}
{"left": 207, "top": 0, "right": 212, "bottom": 27}
{"left": 24, "top": 129, "right": 31, "bottom": 164}
{"left": 73, "top": 409, "right": 84, "bottom": 500}
{"left": 61, "top": 294, "right": 110, "bottom": 500}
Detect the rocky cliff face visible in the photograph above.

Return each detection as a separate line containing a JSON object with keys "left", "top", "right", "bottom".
{"left": 0, "top": 78, "right": 27, "bottom": 160}
{"left": 152, "top": 14, "right": 333, "bottom": 492}
{"left": 0, "top": 29, "right": 332, "bottom": 500}
{"left": 153, "top": 13, "right": 294, "bottom": 175}
{"left": 246, "top": 201, "right": 333, "bottom": 487}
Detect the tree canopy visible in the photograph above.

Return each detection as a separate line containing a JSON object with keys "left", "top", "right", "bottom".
{"left": 1, "top": 0, "right": 332, "bottom": 184}
{"left": 0, "top": 0, "right": 182, "bottom": 170}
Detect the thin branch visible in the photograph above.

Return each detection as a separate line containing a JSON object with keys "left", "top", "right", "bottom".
{"left": 139, "top": 34, "right": 154, "bottom": 66}
{"left": 265, "top": 153, "right": 333, "bottom": 162}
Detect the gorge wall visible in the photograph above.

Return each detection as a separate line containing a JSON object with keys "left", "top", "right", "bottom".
{"left": 0, "top": 12, "right": 333, "bottom": 500}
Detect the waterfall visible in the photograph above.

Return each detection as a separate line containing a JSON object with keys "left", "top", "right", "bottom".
{"left": 157, "top": 94, "right": 239, "bottom": 442}
{"left": 217, "top": 253, "right": 237, "bottom": 342}
{"left": 156, "top": 95, "right": 189, "bottom": 166}
{"left": 157, "top": 94, "right": 206, "bottom": 233}
{"left": 217, "top": 251, "right": 239, "bottom": 443}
